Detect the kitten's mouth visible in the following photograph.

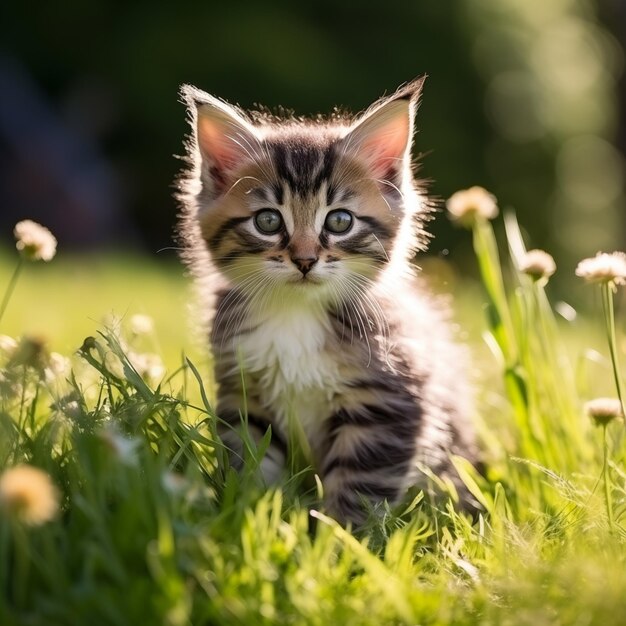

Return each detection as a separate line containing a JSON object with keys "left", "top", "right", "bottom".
{"left": 289, "top": 274, "right": 321, "bottom": 286}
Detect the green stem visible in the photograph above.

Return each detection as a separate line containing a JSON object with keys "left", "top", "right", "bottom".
{"left": 12, "top": 521, "right": 30, "bottom": 608}
{"left": 17, "top": 365, "right": 28, "bottom": 440}
{"left": 472, "top": 218, "right": 517, "bottom": 363}
{"left": 0, "top": 258, "right": 24, "bottom": 327}
{"left": 601, "top": 283, "right": 626, "bottom": 419}
{"left": 0, "top": 521, "right": 8, "bottom": 607}
{"left": 472, "top": 218, "right": 538, "bottom": 460}
{"left": 602, "top": 425, "right": 615, "bottom": 532}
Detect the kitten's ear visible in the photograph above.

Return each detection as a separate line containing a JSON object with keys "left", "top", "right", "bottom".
{"left": 181, "top": 85, "right": 260, "bottom": 196}
{"left": 342, "top": 77, "right": 425, "bottom": 180}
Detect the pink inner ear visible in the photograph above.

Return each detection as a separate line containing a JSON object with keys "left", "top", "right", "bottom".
{"left": 360, "top": 114, "right": 410, "bottom": 176}
{"left": 197, "top": 116, "right": 245, "bottom": 173}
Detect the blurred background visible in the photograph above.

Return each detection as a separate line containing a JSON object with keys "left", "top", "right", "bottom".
{"left": 1, "top": 0, "right": 625, "bottom": 292}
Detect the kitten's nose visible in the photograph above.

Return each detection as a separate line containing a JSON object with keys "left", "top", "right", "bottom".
{"left": 291, "top": 256, "right": 318, "bottom": 276}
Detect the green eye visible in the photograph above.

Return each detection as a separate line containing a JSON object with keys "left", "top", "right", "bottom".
{"left": 324, "top": 210, "right": 353, "bottom": 234}
{"left": 254, "top": 209, "right": 283, "bottom": 234}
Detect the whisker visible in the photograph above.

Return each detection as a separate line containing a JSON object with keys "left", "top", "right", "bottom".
{"left": 156, "top": 246, "right": 184, "bottom": 254}
{"left": 226, "top": 175, "right": 263, "bottom": 195}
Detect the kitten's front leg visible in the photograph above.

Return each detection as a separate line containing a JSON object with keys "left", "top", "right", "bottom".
{"left": 218, "top": 407, "right": 287, "bottom": 484}
{"left": 320, "top": 408, "right": 418, "bottom": 525}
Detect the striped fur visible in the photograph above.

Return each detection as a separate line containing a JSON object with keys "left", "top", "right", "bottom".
{"left": 176, "top": 79, "right": 479, "bottom": 524}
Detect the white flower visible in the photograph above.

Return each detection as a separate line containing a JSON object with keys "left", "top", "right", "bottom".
{"left": 0, "top": 464, "right": 59, "bottom": 526}
{"left": 10, "top": 336, "right": 48, "bottom": 370}
{"left": 14, "top": 220, "right": 57, "bottom": 262}
{"left": 44, "top": 352, "right": 71, "bottom": 383}
{"left": 130, "top": 352, "right": 165, "bottom": 383}
{"left": 575, "top": 252, "right": 626, "bottom": 286}
{"left": 519, "top": 249, "right": 556, "bottom": 283}
{"left": 98, "top": 426, "right": 140, "bottom": 465}
{"left": 584, "top": 397, "right": 623, "bottom": 426}
{"left": 129, "top": 314, "right": 154, "bottom": 336}
{"left": 446, "top": 186, "right": 499, "bottom": 228}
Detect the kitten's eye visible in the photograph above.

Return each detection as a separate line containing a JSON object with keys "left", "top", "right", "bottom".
{"left": 254, "top": 209, "right": 283, "bottom": 234}
{"left": 324, "top": 210, "right": 353, "bottom": 234}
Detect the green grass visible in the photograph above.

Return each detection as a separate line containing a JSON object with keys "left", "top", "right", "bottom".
{"left": 1, "top": 216, "right": 626, "bottom": 626}
{"left": 0, "top": 250, "right": 204, "bottom": 359}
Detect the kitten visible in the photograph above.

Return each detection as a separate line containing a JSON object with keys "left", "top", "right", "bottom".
{"left": 177, "top": 79, "right": 479, "bottom": 524}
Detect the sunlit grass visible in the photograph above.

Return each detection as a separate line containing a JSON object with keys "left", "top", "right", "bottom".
{"left": 0, "top": 250, "right": 205, "bottom": 367}
{"left": 1, "top": 208, "right": 626, "bottom": 625}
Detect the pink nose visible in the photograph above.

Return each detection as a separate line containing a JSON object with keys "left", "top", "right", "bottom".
{"left": 291, "top": 256, "right": 318, "bottom": 275}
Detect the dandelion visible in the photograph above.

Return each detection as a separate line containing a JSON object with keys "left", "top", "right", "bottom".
{"left": 585, "top": 397, "right": 622, "bottom": 532}
{"left": 129, "top": 314, "right": 154, "bottom": 336}
{"left": 0, "top": 465, "right": 59, "bottom": 526}
{"left": 446, "top": 186, "right": 499, "bottom": 228}
{"left": 577, "top": 252, "right": 626, "bottom": 423}
{"left": 0, "top": 220, "right": 57, "bottom": 326}
{"left": 519, "top": 249, "right": 556, "bottom": 283}
{"left": 9, "top": 335, "right": 49, "bottom": 370}
{"left": 584, "top": 397, "right": 623, "bottom": 427}
{"left": 14, "top": 220, "right": 57, "bottom": 262}
{"left": 575, "top": 252, "right": 626, "bottom": 287}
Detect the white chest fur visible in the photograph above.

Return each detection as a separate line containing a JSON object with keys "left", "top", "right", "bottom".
{"left": 235, "top": 302, "right": 341, "bottom": 433}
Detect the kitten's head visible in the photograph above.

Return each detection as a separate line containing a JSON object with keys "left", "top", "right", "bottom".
{"left": 179, "top": 79, "right": 428, "bottom": 304}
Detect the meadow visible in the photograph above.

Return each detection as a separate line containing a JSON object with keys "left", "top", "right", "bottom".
{"left": 1, "top": 209, "right": 626, "bottom": 625}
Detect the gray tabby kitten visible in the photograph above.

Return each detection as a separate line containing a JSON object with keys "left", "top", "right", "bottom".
{"left": 177, "top": 78, "right": 478, "bottom": 524}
